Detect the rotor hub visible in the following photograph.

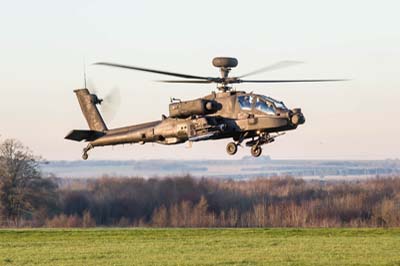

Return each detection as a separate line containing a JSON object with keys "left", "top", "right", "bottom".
{"left": 211, "top": 57, "right": 239, "bottom": 91}
{"left": 212, "top": 57, "right": 238, "bottom": 68}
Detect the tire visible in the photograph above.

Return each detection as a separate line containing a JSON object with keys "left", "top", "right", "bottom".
{"left": 226, "top": 142, "right": 238, "bottom": 155}
{"left": 251, "top": 145, "right": 262, "bottom": 157}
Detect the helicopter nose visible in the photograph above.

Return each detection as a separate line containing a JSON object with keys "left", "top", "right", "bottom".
{"left": 290, "top": 109, "right": 305, "bottom": 125}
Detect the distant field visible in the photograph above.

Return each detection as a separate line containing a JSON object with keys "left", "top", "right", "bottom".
{"left": 1, "top": 228, "right": 400, "bottom": 266}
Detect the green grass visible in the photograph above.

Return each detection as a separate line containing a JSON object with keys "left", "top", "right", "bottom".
{"left": 0, "top": 228, "right": 400, "bottom": 266}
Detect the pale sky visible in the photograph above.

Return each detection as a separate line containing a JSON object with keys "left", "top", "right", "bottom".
{"left": 1, "top": 0, "right": 399, "bottom": 160}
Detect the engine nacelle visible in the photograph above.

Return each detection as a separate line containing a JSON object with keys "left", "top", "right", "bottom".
{"left": 169, "top": 99, "right": 218, "bottom": 118}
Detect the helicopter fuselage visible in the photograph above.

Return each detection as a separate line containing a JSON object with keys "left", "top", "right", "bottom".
{"left": 66, "top": 89, "right": 305, "bottom": 159}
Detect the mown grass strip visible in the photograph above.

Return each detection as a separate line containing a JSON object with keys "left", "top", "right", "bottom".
{"left": 0, "top": 228, "right": 399, "bottom": 266}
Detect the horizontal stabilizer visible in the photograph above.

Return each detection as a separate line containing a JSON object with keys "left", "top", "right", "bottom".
{"left": 65, "top": 130, "right": 106, "bottom": 142}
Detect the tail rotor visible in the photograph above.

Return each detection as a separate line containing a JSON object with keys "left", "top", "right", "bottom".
{"left": 86, "top": 80, "right": 121, "bottom": 123}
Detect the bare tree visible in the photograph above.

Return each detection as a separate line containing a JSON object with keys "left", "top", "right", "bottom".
{"left": 0, "top": 139, "right": 56, "bottom": 226}
{"left": 151, "top": 205, "right": 168, "bottom": 227}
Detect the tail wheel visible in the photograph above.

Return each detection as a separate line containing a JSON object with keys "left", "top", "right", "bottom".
{"left": 251, "top": 145, "right": 262, "bottom": 157}
{"left": 82, "top": 144, "right": 92, "bottom": 160}
{"left": 226, "top": 142, "right": 238, "bottom": 155}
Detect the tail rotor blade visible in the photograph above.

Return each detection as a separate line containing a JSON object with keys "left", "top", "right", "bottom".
{"left": 100, "top": 87, "right": 121, "bottom": 122}
{"left": 86, "top": 78, "right": 121, "bottom": 122}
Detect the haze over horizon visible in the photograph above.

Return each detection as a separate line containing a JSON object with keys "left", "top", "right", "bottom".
{"left": 1, "top": 0, "right": 399, "bottom": 161}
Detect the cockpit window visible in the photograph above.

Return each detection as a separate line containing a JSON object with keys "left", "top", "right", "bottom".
{"left": 255, "top": 97, "right": 275, "bottom": 115}
{"left": 238, "top": 95, "right": 253, "bottom": 111}
{"left": 274, "top": 101, "right": 286, "bottom": 109}
{"left": 261, "top": 95, "right": 287, "bottom": 110}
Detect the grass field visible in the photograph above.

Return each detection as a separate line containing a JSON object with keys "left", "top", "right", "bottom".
{"left": 0, "top": 228, "right": 400, "bottom": 266}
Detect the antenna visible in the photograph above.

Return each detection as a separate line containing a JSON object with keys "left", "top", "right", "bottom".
{"left": 83, "top": 58, "right": 87, "bottom": 88}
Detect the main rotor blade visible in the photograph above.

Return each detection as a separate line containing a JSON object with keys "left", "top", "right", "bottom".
{"left": 238, "top": 60, "right": 303, "bottom": 78}
{"left": 157, "top": 80, "right": 213, "bottom": 83}
{"left": 94, "top": 62, "right": 214, "bottom": 81}
{"left": 237, "top": 79, "right": 348, "bottom": 83}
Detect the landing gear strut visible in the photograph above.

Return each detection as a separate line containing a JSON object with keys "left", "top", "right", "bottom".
{"left": 226, "top": 132, "right": 284, "bottom": 157}
{"left": 246, "top": 132, "right": 284, "bottom": 157}
{"left": 82, "top": 144, "right": 93, "bottom": 160}
{"left": 226, "top": 132, "right": 248, "bottom": 155}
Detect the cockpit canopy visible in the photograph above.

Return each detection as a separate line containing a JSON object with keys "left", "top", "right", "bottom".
{"left": 238, "top": 94, "right": 288, "bottom": 115}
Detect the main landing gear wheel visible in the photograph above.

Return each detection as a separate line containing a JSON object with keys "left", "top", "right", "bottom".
{"left": 82, "top": 152, "right": 89, "bottom": 160}
{"left": 251, "top": 145, "right": 262, "bottom": 157}
{"left": 226, "top": 142, "right": 238, "bottom": 155}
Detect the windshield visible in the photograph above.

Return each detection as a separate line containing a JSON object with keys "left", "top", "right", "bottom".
{"left": 255, "top": 97, "right": 275, "bottom": 115}
{"left": 261, "top": 95, "right": 288, "bottom": 110}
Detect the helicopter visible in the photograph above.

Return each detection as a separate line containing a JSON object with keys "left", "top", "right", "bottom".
{"left": 65, "top": 57, "right": 344, "bottom": 160}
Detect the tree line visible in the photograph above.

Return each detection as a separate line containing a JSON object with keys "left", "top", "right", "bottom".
{"left": 1, "top": 138, "right": 400, "bottom": 227}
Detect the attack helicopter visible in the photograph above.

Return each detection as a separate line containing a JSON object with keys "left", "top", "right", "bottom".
{"left": 65, "top": 57, "right": 344, "bottom": 160}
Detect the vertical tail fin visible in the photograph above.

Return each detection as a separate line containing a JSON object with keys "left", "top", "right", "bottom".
{"left": 74, "top": 88, "right": 108, "bottom": 132}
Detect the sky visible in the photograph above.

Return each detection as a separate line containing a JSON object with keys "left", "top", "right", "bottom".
{"left": 0, "top": 0, "right": 399, "bottom": 160}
